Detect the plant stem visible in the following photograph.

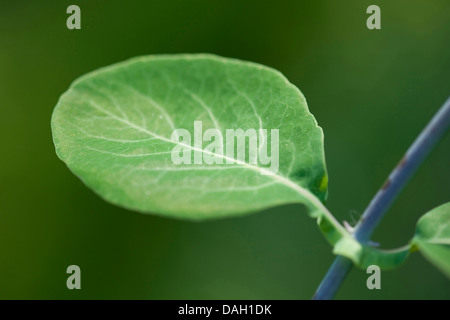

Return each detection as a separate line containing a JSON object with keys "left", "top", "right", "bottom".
{"left": 312, "top": 256, "right": 353, "bottom": 300}
{"left": 313, "top": 97, "right": 450, "bottom": 300}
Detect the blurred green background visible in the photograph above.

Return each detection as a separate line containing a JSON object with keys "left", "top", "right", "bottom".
{"left": 0, "top": 0, "right": 449, "bottom": 299}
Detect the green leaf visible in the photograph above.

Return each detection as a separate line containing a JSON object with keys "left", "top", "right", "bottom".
{"left": 332, "top": 236, "right": 411, "bottom": 270}
{"left": 330, "top": 202, "right": 450, "bottom": 271}
{"left": 51, "top": 54, "right": 336, "bottom": 222}
{"left": 413, "top": 202, "right": 450, "bottom": 278}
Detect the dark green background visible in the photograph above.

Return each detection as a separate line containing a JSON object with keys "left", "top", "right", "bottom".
{"left": 0, "top": 0, "right": 449, "bottom": 299}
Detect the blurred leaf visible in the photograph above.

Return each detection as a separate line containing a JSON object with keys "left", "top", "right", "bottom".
{"left": 51, "top": 54, "right": 329, "bottom": 220}
{"left": 333, "top": 236, "right": 411, "bottom": 269}
{"left": 327, "top": 202, "right": 450, "bottom": 272}
{"left": 413, "top": 202, "right": 450, "bottom": 279}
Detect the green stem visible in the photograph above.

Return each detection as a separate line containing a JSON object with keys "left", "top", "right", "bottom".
{"left": 313, "top": 97, "right": 450, "bottom": 300}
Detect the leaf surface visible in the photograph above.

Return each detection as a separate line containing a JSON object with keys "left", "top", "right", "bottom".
{"left": 413, "top": 202, "right": 450, "bottom": 278}
{"left": 52, "top": 54, "right": 332, "bottom": 221}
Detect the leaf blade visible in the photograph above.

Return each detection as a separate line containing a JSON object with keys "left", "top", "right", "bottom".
{"left": 51, "top": 54, "right": 328, "bottom": 220}
{"left": 413, "top": 202, "right": 450, "bottom": 278}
